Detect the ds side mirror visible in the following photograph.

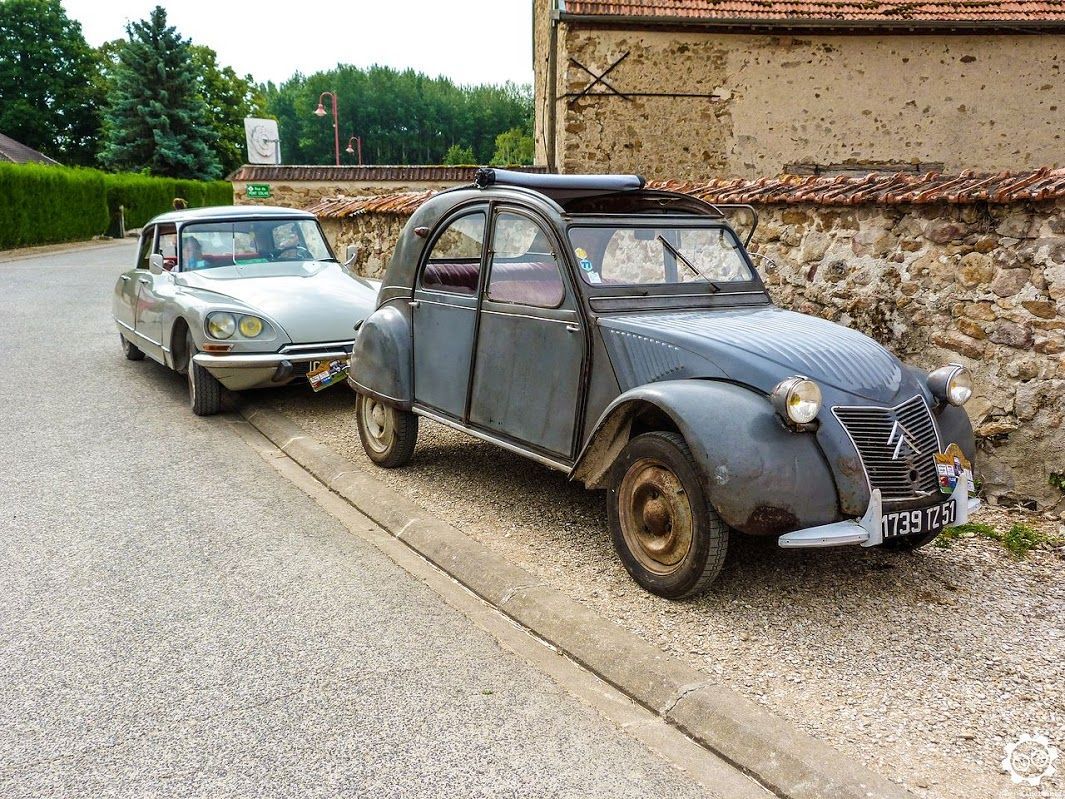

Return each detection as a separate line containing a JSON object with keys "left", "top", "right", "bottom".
{"left": 148, "top": 253, "right": 164, "bottom": 275}
{"left": 344, "top": 244, "right": 359, "bottom": 267}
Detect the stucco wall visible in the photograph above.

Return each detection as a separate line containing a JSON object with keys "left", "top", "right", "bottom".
{"left": 536, "top": 19, "right": 1065, "bottom": 179}
{"left": 319, "top": 197, "right": 1065, "bottom": 512}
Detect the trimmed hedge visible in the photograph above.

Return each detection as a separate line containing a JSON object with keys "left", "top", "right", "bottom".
{"left": 105, "top": 174, "right": 233, "bottom": 229}
{"left": 0, "top": 163, "right": 233, "bottom": 250}
{"left": 0, "top": 162, "right": 109, "bottom": 249}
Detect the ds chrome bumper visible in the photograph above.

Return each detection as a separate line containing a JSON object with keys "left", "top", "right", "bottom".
{"left": 192, "top": 348, "right": 350, "bottom": 369}
{"left": 777, "top": 478, "right": 979, "bottom": 549}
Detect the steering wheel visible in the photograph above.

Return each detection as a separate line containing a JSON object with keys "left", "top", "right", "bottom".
{"left": 274, "top": 245, "right": 313, "bottom": 260}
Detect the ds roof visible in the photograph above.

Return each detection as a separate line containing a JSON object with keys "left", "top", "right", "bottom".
{"left": 148, "top": 205, "right": 316, "bottom": 225}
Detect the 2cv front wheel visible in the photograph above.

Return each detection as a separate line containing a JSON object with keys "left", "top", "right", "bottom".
{"left": 607, "top": 432, "right": 729, "bottom": 599}
{"left": 356, "top": 393, "right": 419, "bottom": 468}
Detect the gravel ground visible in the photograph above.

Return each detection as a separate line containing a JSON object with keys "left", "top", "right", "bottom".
{"left": 264, "top": 386, "right": 1064, "bottom": 799}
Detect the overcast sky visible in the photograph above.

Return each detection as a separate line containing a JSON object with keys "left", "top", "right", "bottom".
{"left": 61, "top": 0, "right": 534, "bottom": 87}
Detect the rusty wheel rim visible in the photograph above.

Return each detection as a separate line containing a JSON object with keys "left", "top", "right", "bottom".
{"left": 360, "top": 397, "right": 394, "bottom": 454}
{"left": 618, "top": 458, "right": 694, "bottom": 575}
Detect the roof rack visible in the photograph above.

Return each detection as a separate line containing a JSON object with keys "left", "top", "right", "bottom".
{"left": 474, "top": 167, "right": 645, "bottom": 193}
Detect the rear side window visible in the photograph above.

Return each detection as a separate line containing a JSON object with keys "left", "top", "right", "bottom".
{"left": 135, "top": 227, "right": 154, "bottom": 269}
{"left": 421, "top": 213, "right": 485, "bottom": 295}
{"left": 487, "top": 213, "right": 565, "bottom": 308}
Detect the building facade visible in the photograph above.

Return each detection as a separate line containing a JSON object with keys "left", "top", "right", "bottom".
{"left": 534, "top": 0, "right": 1065, "bottom": 180}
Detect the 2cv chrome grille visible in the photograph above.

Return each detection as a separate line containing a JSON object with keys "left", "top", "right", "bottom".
{"left": 833, "top": 396, "right": 942, "bottom": 501}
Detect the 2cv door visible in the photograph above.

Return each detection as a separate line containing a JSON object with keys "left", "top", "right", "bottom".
{"left": 412, "top": 208, "right": 488, "bottom": 418}
{"left": 467, "top": 209, "right": 584, "bottom": 458}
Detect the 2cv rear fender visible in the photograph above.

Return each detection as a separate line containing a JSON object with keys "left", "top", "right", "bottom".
{"left": 348, "top": 304, "right": 414, "bottom": 409}
{"left": 572, "top": 379, "right": 842, "bottom": 535}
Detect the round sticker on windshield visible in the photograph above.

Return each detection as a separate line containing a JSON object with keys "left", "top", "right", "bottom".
{"left": 579, "top": 258, "right": 594, "bottom": 272}
{"left": 575, "top": 247, "right": 588, "bottom": 260}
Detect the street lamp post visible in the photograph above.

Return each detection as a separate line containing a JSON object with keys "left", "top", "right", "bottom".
{"left": 313, "top": 91, "right": 340, "bottom": 166}
{"left": 345, "top": 136, "right": 363, "bottom": 166}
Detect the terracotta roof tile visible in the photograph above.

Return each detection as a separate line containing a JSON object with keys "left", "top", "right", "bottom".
{"left": 562, "top": 0, "right": 1065, "bottom": 23}
{"left": 229, "top": 165, "right": 547, "bottom": 183}
{"left": 309, "top": 168, "right": 1065, "bottom": 221}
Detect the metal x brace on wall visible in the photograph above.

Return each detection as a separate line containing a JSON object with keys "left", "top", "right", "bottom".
{"left": 566, "top": 53, "right": 632, "bottom": 107}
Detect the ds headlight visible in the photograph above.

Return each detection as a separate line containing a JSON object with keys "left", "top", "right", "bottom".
{"left": 206, "top": 312, "right": 236, "bottom": 339}
{"left": 772, "top": 377, "right": 822, "bottom": 425}
{"left": 238, "top": 315, "right": 264, "bottom": 338}
{"left": 928, "top": 364, "right": 972, "bottom": 406}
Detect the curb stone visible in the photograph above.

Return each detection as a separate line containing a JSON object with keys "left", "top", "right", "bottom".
{"left": 240, "top": 401, "right": 914, "bottom": 799}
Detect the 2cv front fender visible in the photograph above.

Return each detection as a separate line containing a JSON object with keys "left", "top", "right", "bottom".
{"left": 572, "top": 380, "right": 842, "bottom": 535}
{"left": 348, "top": 304, "right": 413, "bottom": 409}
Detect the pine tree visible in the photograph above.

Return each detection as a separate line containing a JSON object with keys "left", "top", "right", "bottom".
{"left": 98, "top": 6, "right": 221, "bottom": 180}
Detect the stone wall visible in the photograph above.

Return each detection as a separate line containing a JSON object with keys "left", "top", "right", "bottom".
{"left": 534, "top": 3, "right": 1065, "bottom": 179}
{"left": 319, "top": 199, "right": 1065, "bottom": 512}
{"left": 748, "top": 200, "right": 1064, "bottom": 511}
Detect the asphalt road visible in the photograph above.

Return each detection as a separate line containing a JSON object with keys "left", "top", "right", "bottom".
{"left": 0, "top": 241, "right": 707, "bottom": 798}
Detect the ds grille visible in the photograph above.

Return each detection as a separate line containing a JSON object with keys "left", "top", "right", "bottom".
{"left": 833, "top": 396, "right": 942, "bottom": 500}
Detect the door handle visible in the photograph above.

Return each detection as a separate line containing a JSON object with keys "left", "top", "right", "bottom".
{"left": 138, "top": 277, "right": 151, "bottom": 285}
{"left": 120, "top": 274, "right": 131, "bottom": 282}
{"left": 409, "top": 300, "right": 420, "bottom": 308}
{"left": 565, "top": 324, "right": 580, "bottom": 333}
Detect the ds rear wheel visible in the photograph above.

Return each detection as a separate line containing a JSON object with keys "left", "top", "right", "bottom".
{"left": 607, "top": 431, "right": 728, "bottom": 599}
{"left": 120, "top": 333, "right": 145, "bottom": 361}
{"left": 356, "top": 393, "right": 418, "bottom": 468}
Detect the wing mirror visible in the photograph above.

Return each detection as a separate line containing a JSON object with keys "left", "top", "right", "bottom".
{"left": 344, "top": 244, "right": 359, "bottom": 267}
{"left": 148, "top": 253, "right": 164, "bottom": 275}
{"left": 749, "top": 252, "right": 777, "bottom": 273}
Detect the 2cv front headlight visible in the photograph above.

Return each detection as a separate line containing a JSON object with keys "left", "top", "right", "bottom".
{"left": 928, "top": 364, "right": 972, "bottom": 406}
{"left": 772, "top": 376, "right": 822, "bottom": 425}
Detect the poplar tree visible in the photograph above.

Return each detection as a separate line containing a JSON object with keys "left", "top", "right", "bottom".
{"left": 98, "top": 6, "right": 221, "bottom": 180}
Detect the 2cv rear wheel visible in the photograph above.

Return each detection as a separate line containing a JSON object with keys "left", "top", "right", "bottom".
{"left": 356, "top": 393, "right": 419, "bottom": 468}
{"left": 608, "top": 431, "right": 729, "bottom": 599}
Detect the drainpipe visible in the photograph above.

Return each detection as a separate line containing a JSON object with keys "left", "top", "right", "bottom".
{"left": 546, "top": 1, "right": 561, "bottom": 172}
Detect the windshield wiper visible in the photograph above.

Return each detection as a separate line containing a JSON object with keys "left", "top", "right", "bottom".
{"left": 657, "top": 235, "right": 721, "bottom": 292}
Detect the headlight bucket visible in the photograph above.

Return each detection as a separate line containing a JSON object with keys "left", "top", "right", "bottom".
{"left": 772, "top": 376, "right": 822, "bottom": 425}
{"left": 928, "top": 364, "right": 972, "bottom": 406}
{"left": 206, "top": 312, "right": 236, "bottom": 339}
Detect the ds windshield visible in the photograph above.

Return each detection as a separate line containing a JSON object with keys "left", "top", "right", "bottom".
{"left": 180, "top": 219, "right": 333, "bottom": 271}
{"left": 568, "top": 223, "right": 754, "bottom": 287}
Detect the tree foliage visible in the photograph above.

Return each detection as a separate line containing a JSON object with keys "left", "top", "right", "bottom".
{"left": 443, "top": 144, "right": 476, "bottom": 165}
{"left": 490, "top": 127, "right": 535, "bottom": 166}
{"left": 263, "top": 66, "right": 532, "bottom": 166}
{"left": 189, "top": 45, "right": 266, "bottom": 175}
{"left": 98, "top": 6, "right": 221, "bottom": 180}
{"left": 0, "top": 0, "right": 102, "bottom": 165}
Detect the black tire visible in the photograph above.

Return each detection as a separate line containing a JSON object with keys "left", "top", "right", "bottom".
{"left": 607, "top": 431, "right": 728, "bottom": 599}
{"left": 356, "top": 392, "right": 418, "bottom": 468}
{"left": 881, "top": 529, "right": 941, "bottom": 551}
{"left": 185, "top": 331, "right": 222, "bottom": 416}
{"left": 120, "top": 333, "right": 145, "bottom": 361}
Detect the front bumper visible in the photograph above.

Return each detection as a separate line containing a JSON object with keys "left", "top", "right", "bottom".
{"left": 777, "top": 478, "right": 979, "bottom": 548}
{"left": 192, "top": 344, "right": 353, "bottom": 391}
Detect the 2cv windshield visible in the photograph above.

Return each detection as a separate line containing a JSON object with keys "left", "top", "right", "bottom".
{"left": 180, "top": 219, "right": 333, "bottom": 271}
{"left": 568, "top": 223, "right": 754, "bottom": 287}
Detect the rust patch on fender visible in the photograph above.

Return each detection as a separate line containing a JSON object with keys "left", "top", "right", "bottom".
{"left": 742, "top": 505, "right": 800, "bottom": 536}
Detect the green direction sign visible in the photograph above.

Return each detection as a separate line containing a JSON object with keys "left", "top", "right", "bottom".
{"left": 246, "top": 184, "right": 271, "bottom": 199}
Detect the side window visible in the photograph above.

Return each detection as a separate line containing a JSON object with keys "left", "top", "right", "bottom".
{"left": 155, "top": 224, "right": 178, "bottom": 270}
{"left": 487, "top": 213, "right": 565, "bottom": 308}
{"left": 135, "top": 227, "right": 154, "bottom": 269}
{"left": 421, "top": 213, "right": 485, "bottom": 295}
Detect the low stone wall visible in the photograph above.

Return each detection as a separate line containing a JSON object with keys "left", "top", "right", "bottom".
{"left": 317, "top": 199, "right": 1065, "bottom": 513}
{"left": 748, "top": 200, "right": 1063, "bottom": 512}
